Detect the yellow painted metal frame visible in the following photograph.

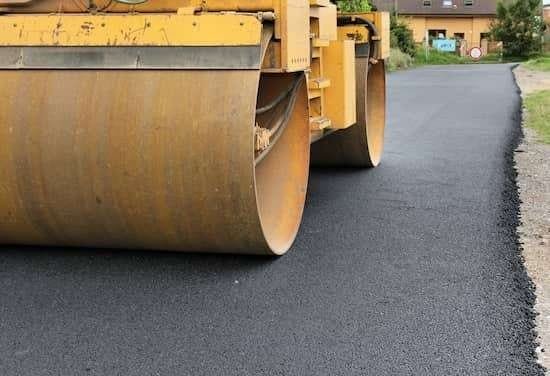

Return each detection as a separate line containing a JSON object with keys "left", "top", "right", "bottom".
{"left": 340, "top": 12, "right": 390, "bottom": 59}
{"left": 322, "top": 39, "right": 356, "bottom": 129}
{"left": 0, "top": 0, "right": 276, "bottom": 13}
{"left": 0, "top": 13, "right": 262, "bottom": 46}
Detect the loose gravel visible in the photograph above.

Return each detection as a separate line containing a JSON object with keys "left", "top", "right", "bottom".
{"left": 514, "top": 65, "right": 550, "bottom": 373}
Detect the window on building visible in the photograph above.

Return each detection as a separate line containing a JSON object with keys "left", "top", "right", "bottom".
{"left": 442, "top": 0, "right": 453, "bottom": 7}
{"left": 464, "top": 0, "right": 474, "bottom": 6}
{"left": 454, "top": 33, "right": 465, "bottom": 40}
{"left": 423, "top": 0, "right": 432, "bottom": 6}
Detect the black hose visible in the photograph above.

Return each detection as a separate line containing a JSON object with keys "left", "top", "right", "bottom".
{"left": 336, "top": 15, "right": 379, "bottom": 59}
{"left": 255, "top": 75, "right": 305, "bottom": 165}
{"left": 255, "top": 73, "right": 302, "bottom": 115}
{"left": 337, "top": 16, "right": 378, "bottom": 36}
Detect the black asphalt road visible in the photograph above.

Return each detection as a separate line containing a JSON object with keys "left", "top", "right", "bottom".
{"left": 0, "top": 65, "right": 544, "bottom": 376}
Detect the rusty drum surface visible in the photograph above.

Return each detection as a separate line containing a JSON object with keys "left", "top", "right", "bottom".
{"left": 0, "top": 68, "right": 310, "bottom": 254}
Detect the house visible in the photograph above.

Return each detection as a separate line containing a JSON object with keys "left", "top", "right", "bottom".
{"left": 371, "top": 0, "right": 497, "bottom": 49}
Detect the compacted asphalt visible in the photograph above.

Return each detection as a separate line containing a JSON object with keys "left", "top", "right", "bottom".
{"left": 0, "top": 65, "right": 544, "bottom": 375}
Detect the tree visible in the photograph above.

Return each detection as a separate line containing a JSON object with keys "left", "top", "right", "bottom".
{"left": 390, "top": 13, "right": 416, "bottom": 57}
{"left": 335, "top": 0, "right": 372, "bottom": 12}
{"left": 335, "top": 2, "right": 416, "bottom": 57}
{"left": 490, "top": 0, "right": 545, "bottom": 57}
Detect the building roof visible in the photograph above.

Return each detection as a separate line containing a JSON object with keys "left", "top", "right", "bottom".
{"left": 371, "top": 0, "right": 498, "bottom": 16}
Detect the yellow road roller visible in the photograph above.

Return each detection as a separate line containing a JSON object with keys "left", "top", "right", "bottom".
{"left": 0, "top": 0, "right": 389, "bottom": 255}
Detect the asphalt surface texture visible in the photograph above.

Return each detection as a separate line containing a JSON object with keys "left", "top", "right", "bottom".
{"left": 0, "top": 65, "right": 544, "bottom": 376}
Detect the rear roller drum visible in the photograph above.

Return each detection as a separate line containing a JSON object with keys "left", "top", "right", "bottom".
{"left": 311, "top": 57, "right": 387, "bottom": 167}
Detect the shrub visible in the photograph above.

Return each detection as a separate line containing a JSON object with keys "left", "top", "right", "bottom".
{"left": 388, "top": 48, "right": 413, "bottom": 71}
{"left": 335, "top": 0, "right": 371, "bottom": 12}
{"left": 414, "top": 47, "right": 466, "bottom": 65}
{"left": 390, "top": 14, "right": 416, "bottom": 57}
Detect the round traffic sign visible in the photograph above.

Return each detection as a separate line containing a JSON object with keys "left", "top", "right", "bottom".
{"left": 469, "top": 47, "right": 483, "bottom": 60}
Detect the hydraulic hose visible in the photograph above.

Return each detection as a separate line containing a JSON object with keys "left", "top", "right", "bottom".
{"left": 337, "top": 15, "right": 379, "bottom": 60}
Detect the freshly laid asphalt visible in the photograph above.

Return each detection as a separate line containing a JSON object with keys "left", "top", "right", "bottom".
{"left": 0, "top": 65, "right": 544, "bottom": 375}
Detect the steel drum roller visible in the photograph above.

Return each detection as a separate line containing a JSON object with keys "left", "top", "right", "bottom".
{"left": 311, "top": 57, "right": 386, "bottom": 167}
{"left": 0, "top": 68, "right": 310, "bottom": 255}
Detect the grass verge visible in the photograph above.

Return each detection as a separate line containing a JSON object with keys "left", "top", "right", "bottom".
{"left": 413, "top": 47, "right": 525, "bottom": 66}
{"left": 414, "top": 48, "right": 467, "bottom": 65}
{"left": 524, "top": 56, "right": 550, "bottom": 72}
{"left": 387, "top": 47, "right": 532, "bottom": 71}
{"left": 524, "top": 90, "right": 550, "bottom": 144}
{"left": 387, "top": 48, "right": 413, "bottom": 71}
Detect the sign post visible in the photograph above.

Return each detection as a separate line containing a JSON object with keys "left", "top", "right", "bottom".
{"left": 425, "top": 29, "right": 429, "bottom": 61}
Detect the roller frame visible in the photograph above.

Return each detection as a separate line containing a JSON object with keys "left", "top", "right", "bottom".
{"left": 0, "top": 5, "right": 389, "bottom": 255}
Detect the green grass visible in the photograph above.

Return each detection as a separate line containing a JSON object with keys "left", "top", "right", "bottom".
{"left": 414, "top": 48, "right": 467, "bottom": 66}
{"left": 387, "top": 48, "right": 413, "bottom": 71}
{"left": 524, "top": 56, "right": 550, "bottom": 72}
{"left": 524, "top": 90, "right": 550, "bottom": 144}
{"left": 388, "top": 46, "right": 531, "bottom": 71}
{"left": 412, "top": 46, "right": 526, "bottom": 66}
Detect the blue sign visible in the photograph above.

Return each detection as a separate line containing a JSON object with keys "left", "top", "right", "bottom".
{"left": 433, "top": 39, "right": 457, "bottom": 52}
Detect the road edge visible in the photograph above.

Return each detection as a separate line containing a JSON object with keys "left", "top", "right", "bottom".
{"left": 510, "top": 64, "right": 548, "bottom": 375}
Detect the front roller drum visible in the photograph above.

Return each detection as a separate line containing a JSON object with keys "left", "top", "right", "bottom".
{"left": 0, "top": 70, "right": 310, "bottom": 255}
{"left": 311, "top": 57, "right": 387, "bottom": 167}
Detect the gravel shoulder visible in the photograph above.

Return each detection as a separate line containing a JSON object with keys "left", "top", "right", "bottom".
{"left": 514, "top": 65, "right": 550, "bottom": 372}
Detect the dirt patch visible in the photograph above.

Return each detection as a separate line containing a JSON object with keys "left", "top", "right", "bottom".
{"left": 514, "top": 65, "right": 550, "bottom": 373}
{"left": 516, "top": 66, "right": 550, "bottom": 95}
